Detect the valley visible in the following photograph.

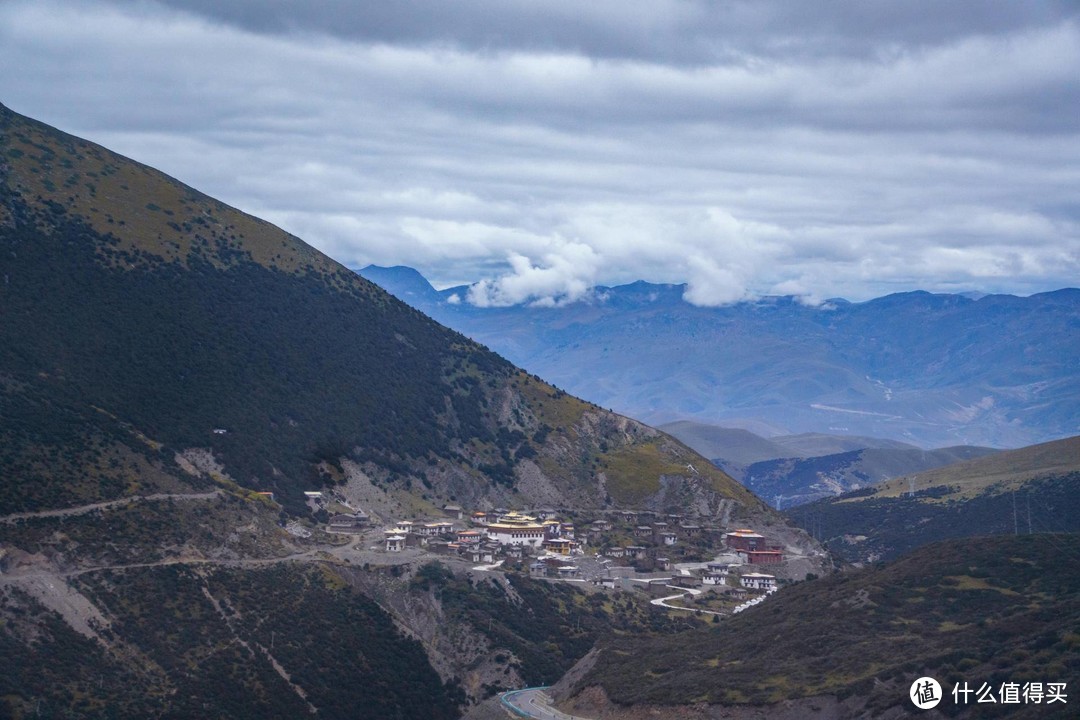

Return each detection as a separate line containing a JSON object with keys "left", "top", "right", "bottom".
{"left": 2, "top": 100, "right": 1077, "bottom": 720}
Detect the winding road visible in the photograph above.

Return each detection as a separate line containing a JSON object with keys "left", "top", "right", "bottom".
{"left": 501, "top": 687, "right": 593, "bottom": 720}
{"left": 0, "top": 491, "right": 222, "bottom": 524}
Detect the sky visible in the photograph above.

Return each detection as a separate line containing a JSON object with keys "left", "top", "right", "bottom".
{"left": 1, "top": 0, "right": 1078, "bottom": 306}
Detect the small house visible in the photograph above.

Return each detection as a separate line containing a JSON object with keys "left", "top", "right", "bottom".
{"left": 543, "top": 538, "right": 574, "bottom": 556}
{"left": 329, "top": 514, "right": 362, "bottom": 530}
{"left": 427, "top": 538, "right": 451, "bottom": 554}
{"left": 457, "top": 529, "right": 483, "bottom": 545}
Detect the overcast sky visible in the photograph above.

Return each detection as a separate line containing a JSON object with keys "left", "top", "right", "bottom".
{"left": 2, "top": 0, "right": 1078, "bottom": 305}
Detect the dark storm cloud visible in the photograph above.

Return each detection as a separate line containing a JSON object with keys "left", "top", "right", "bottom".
{"left": 119, "top": 0, "right": 1079, "bottom": 66}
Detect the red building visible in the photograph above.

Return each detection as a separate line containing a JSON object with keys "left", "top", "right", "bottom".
{"left": 746, "top": 549, "right": 784, "bottom": 564}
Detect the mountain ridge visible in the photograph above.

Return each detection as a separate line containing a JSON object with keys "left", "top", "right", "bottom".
{"left": 788, "top": 434, "right": 1080, "bottom": 562}
{"left": 358, "top": 264, "right": 1080, "bottom": 449}
{"left": 1, "top": 102, "right": 771, "bottom": 519}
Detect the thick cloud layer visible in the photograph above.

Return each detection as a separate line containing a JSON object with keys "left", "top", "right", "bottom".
{"left": 1, "top": 0, "right": 1077, "bottom": 304}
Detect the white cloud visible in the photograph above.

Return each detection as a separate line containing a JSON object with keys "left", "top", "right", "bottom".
{"left": 0, "top": 0, "right": 1077, "bottom": 303}
{"left": 467, "top": 242, "right": 600, "bottom": 307}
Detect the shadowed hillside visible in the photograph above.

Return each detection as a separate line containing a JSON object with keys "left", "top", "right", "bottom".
{"left": 559, "top": 533, "right": 1080, "bottom": 719}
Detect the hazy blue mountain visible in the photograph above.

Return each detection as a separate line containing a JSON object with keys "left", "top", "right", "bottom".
{"left": 660, "top": 420, "right": 997, "bottom": 506}
{"left": 358, "top": 265, "right": 1080, "bottom": 449}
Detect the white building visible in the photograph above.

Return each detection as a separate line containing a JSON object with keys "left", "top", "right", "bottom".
{"left": 385, "top": 535, "right": 406, "bottom": 552}
{"left": 487, "top": 523, "right": 545, "bottom": 547}
{"left": 740, "top": 573, "right": 777, "bottom": 591}
{"left": 486, "top": 511, "right": 546, "bottom": 547}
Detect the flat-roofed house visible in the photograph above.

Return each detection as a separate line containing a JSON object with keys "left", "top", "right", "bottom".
{"left": 740, "top": 573, "right": 777, "bottom": 591}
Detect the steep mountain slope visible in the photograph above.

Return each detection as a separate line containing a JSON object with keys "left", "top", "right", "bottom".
{"left": 358, "top": 265, "right": 1080, "bottom": 449}
{"left": 557, "top": 533, "right": 1080, "bottom": 719}
{"left": 788, "top": 435, "right": 1080, "bottom": 562}
{"left": 0, "top": 103, "right": 797, "bottom": 717}
{"left": 0, "top": 102, "right": 762, "bottom": 518}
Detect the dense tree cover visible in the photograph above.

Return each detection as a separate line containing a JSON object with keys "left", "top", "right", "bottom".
{"left": 0, "top": 187, "right": 513, "bottom": 513}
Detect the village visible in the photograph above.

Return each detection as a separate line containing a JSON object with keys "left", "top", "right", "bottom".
{"left": 298, "top": 490, "right": 801, "bottom": 615}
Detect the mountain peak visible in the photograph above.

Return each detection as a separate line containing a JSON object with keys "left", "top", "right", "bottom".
{"left": 356, "top": 264, "right": 441, "bottom": 304}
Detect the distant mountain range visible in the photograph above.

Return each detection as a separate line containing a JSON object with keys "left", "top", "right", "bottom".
{"left": 358, "top": 264, "right": 1080, "bottom": 450}
{"left": 661, "top": 420, "right": 999, "bottom": 506}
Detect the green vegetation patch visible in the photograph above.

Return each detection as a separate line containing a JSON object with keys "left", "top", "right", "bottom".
{"left": 599, "top": 439, "right": 690, "bottom": 505}
{"left": 414, "top": 563, "right": 699, "bottom": 693}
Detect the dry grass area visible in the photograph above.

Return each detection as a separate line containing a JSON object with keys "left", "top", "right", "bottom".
{"left": 862, "top": 435, "right": 1080, "bottom": 501}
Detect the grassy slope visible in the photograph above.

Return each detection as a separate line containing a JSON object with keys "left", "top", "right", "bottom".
{"left": 864, "top": 435, "right": 1080, "bottom": 500}
{"left": 787, "top": 436, "right": 1080, "bottom": 562}
{"left": 573, "top": 533, "right": 1080, "bottom": 718}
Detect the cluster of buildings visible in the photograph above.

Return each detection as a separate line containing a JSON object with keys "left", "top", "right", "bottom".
{"left": 383, "top": 508, "right": 581, "bottom": 562}
{"left": 295, "top": 488, "right": 789, "bottom": 596}
{"left": 377, "top": 506, "right": 784, "bottom": 598}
